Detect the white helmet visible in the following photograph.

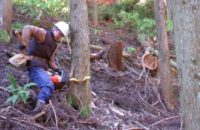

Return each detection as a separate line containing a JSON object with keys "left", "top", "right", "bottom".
{"left": 54, "top": 21, "right": 70, "bottom": 36}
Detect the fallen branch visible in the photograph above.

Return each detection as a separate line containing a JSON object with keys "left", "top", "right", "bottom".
{"left": 13, "top": 118, "right": 49, "bottom": 130}
{"left": 138, "top": 91, "right": 170, "bottom": 116}
{"left": 31, "top": 104, "right": 50, "bottom": 120}
{"left": 149, "top": 115, "right": 179, "bottom": 128}
{"left": 90, "top": 45, "right": 103, "bottom": 51}
{"left": 49, "top": 100, "right": 59, "bottom": 130}
{"left": 90, "top": 45, "right": 130, "bottom": 58}
{"left": 0, "top": 115, "right": 28, "bottom": 129}
{"left": 0, "top": 86, "right": 8, "bottom": 92}
{"left": 1, "top": 106, "right": 32, "bottom": 119}
{"left": 0, "top": 114, "right": 48, "bottom": 130}
{"left": 133, "top": 121, "right": 149, "bottom": 130}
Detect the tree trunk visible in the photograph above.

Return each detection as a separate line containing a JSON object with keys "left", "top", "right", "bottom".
{"left": 112, "top": 0, "right": 120, "bottom": 5}
{"left": 173, "top": 1, "right": 200, "bottom": 129}
{"left": 166, "top": 0, "right": 175, "bottom": 49}
{"left": 154, "top": 0, "right": 175, "bottom": 111}
{"left": 69, "top": 0, "right": 91, "bottom": 117}
{"left": 0, "top": 0, "right": 12, "bottom": 43}
{"left": 93, "top": 0, "right": 98, "bottom": 26}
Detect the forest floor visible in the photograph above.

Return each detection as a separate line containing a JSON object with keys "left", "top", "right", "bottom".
{"left": 0, "top": 10, "right": 181, "bottom": 130}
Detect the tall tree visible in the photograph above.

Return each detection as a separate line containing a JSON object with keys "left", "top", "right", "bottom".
{"left": 93, "top": 0, "right": 98, "bottom": 26}
{"left": 166, "top": 0, "right": 175, "bottom": 49}
{"left": 0, "top": 0, "right": 12, "bottom": 43}
{"left": 112, "top": 0, "right": 120, "bottom": 5}
{"left": 154, "top": 0, "right": 175, "bottom": 111}
{"left": 173, "top": 1, "right": 200, "bottom": 129}
{"left": 69, "top": 0, "right": 91, "bottom": 117}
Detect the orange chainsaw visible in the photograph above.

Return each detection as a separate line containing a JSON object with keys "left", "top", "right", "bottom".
{"left": 50, "top": 69, "right": 69, "bottom": 91}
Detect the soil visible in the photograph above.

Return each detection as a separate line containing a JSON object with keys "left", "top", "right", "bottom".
{"left": 0, "top": 9, "right": 181, "bottom": 130}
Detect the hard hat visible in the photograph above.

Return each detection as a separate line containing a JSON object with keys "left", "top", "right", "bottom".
{"left": 54, "top": 21, "right": 70, "bottom": 37}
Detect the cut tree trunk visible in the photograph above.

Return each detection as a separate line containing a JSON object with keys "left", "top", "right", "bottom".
{"left": 90, "top": 41, "right": 124, "bottom": 71}
{"left": 107, "top": 41, "right": 124, "bottom": 71}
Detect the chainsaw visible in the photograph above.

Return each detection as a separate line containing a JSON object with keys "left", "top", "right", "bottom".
{"left": 49, "top": 69, "right": 69, "bottom": 90}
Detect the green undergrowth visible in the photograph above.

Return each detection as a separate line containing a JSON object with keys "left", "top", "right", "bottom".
{"left": 0, "top": 29, "right": 10, "bottom": 43}
{"left": 6, "top": 74, "right": 36, "bottom": 105}
{"left": 13, "top": 0, "right": 69, "bottom": 23}
{"left": 99, "top": 0, "right": 173, "bottom": 39}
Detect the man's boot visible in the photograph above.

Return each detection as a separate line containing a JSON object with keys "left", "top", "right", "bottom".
{"left": 32, "top": 100, "right": 45, "bottom": 115}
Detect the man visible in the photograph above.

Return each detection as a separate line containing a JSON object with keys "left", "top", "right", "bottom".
{"left": 21, "top": 21, "right": 70, "bottom": 114}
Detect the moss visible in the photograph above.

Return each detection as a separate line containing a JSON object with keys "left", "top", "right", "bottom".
{"left": 80, "top": 105, "right": 91, "bottom": 117}
{"left": 67, "top": 94, "right": 78, "bottom": 109}
{"left": 0, "top": 29, "right": 10, "bottom": 43}
{"left": 67, "top": 94, "right": 91, "bottom": 117}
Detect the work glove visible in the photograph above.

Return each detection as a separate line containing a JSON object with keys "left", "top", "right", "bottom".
{"left": 18, "top": 45, "right": 26, "bottom": 51}
{"left": 18, "top": 44, "right": 27, "bottom": 54}
{"left": 60, "top": 70, "right": 69, "bottom": 85}
{"left": 54, "top": 68, "right": 62, "bottom": 75}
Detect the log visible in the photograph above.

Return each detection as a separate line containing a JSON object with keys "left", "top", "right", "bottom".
{"left": 90, "top": 45, "right": 130, "bottom": 58}
{"left": 149, "top": 48, "right": 177, "bottom": 69}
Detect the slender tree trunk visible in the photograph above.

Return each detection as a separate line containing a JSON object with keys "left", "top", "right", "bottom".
{"left": 112, "top": 0, "right": 120, "bottom": 5}
{"left": 69, "top": 0, "right": 91, "bottom": 117}
{"left": 93, "top": 0, "right": 98, "bottom": 26}
{"left": 173, "top": 1, "right": 200, "bottom": 129}
{"left": 166, "top": 0, "right": 175, "bottom": 49}
{"left": 154, "top": 0, "right": 175, "bottom": 111}
{"left": 0, "top": 0, "right": 12, "bottom": 43}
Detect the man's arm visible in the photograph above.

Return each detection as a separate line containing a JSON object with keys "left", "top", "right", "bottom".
{"left": 21, "top": 25, "right": 46, "bottom": 48}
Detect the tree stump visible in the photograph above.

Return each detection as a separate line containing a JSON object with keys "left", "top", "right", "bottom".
{"left": 107, "top": 41, "right": 124, "bottom": 71}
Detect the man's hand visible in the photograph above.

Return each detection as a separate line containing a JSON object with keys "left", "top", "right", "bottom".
{"left": 19, "top": 45, "right": 26, "bottom": 51}
{"left": 54, "top": 68, "right": 69, "bottom": 84}
{"left": 54, "top": 68, "right": 62, "bottom": 75}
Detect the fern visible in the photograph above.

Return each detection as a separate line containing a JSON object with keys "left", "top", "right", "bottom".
{"left": 6, "top": 74, "right": 36, "bottom": 105}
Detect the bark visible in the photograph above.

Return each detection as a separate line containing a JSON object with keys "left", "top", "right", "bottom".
{"left": 93, "top": 0, "right": 98, "bottom": 26}
{"left": 154, "top": 0, "right": 175, "bottom": 111}
{"left": 0, "top": 0, "right": 12, "bottom": 43}
{"left": 0, "top": 0, "right": 12, "bottom": 33}
{"left": 173, "top": 0, "right": 200, "bottom": 129}
{"left": 69, "top": 0, "right": 91, "bottom": 117}
{"left": 166, "top": 0, "right": 175, "bottom": 49}
{"left": 112, "top": 0, "right": 120, "bottom": 5}
{"left": 107, "top": 41, "right": 123, "bottom": 71}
